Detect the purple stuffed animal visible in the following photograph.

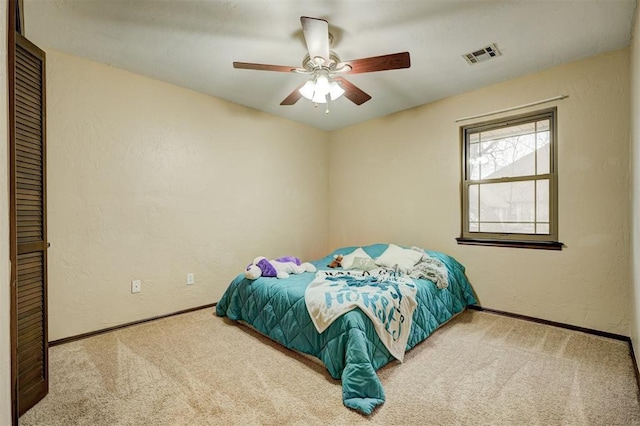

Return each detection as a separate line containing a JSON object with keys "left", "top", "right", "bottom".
{"left": 245, "top": 256, "right": 316, "bottom": 279}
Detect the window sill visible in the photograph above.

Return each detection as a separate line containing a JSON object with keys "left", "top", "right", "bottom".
{"left": 455, "top": 237, "right": 564, "bottom": 250}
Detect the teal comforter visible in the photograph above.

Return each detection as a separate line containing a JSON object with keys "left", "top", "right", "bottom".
{"left": 215, "top": 244, "right": 477, "bottom": 414}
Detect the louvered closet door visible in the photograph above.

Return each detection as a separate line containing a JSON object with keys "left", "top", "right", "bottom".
{"left": 10, "top": 32, "right": 48, "bottom": 416}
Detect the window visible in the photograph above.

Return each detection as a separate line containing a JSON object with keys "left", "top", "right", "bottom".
{"left": 457, "top": 108, "right": 562, "bottom": 250}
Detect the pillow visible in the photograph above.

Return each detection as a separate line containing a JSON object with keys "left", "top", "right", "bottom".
{"left": 350, "top": 257, "right": 378, "bottom": 271}
{"left": 375, "top": 244, "right": 424, "bottom": 273}
{"left": 341, "top": 247, "right": 372, "bottom": 269}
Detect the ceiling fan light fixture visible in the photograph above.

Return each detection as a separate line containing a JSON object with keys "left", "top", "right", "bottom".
{"left": 299, "top": 74, "right": 345, "bottom": 104}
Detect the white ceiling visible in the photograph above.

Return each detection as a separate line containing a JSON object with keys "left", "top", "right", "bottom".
{"left": 25, "top": 0, "right": 637, "bottom": 131}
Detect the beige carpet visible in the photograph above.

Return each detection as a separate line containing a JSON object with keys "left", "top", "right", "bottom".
{"left": 19, "top": 308, "right": 640, "bottom": 425}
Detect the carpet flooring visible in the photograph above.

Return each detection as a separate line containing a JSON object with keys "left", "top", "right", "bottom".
{"left": 19, "top": 308, "right": 640, "bottom": 425}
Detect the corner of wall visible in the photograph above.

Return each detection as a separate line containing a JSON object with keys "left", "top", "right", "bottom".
{"left": 629, "top": 0, "right": 640, "bottom": 368}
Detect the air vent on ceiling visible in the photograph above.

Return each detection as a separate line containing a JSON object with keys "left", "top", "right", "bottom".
{"left": 463, "top": 43, "right": 502, "bottom": 65}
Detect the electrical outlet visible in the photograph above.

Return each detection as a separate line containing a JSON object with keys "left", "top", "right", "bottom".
{"left": 131, "top": 280, "right": 141, "bottom": 294}
{"left": 187, "top": 273, "right": 195, "bottom": 285}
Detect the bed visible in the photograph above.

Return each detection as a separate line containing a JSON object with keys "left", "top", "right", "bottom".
{"left": 215, "top": 243, "right": 477, "bottom": 414}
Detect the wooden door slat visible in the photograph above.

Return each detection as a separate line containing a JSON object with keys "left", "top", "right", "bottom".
{"left": 17, "top": 255, "right": 42, "bottom": 265}
{"left": 17, "top": 270, "right": 42, "bottom": 283}
{"left": 16, "top": 129, "right": 42, "bottom": 146}
{"left": 17, "top": 251, "right": 42, "bottom": 260}
{"left": 16, "top": 64, "right": 41, "bottom": 86}
{"left": 16, "top": 90, "right": 41, "bottom": 107}
{"left": 18, "top": 365, "right": 44, "bottom": 387}
{"left": 16, "top": 147, "right": 41, "bottom": 161}
{"left": 16, "top": 115, "right": 41, "bottom": 132}
{"left": 16, "top": 155, "right": 41, "bottom": 167}
{"left": 17, "top": 315, "right": 42, "bottom": 334}
{"left": 17, "top": 279, "right": 42, "bottom": 294}
{"left": 15, "top": 73, "right": 41, "bottom": 95}
{"left": 17, "top": 286, "right": 42, "bottom": 303}
{"left": 17, "top": 262, "right": 42, "bottom": 274}
{"left": 16, "top": 52, "right": 41, "bottom": 75}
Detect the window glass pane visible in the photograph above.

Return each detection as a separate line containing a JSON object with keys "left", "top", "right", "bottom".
{"left": 480, "top": 222, "right": 535, "bottom": 233}
{"left": 536, "top": 179, "right": 549, "bottom": 222}
{"left": 481, "top": 122, "right": 535, "bottom": 142}
{"left": 468, "top": 184, "right": 479, "bottom": 223}
{"left": 536, "top": 223, "right": 549, "bottom": 234}
{"left": 468, "top": 143, "right": 480, "bottom": 180}
{"left": 536, "top": 125, "right": 550, "bottom": 175}
{"left": 536, "top": 119, "right": 549, "bottom": 131}
{"left": 469, "top": 222, "right": 479, "bottom": 232}
{"left": 470, "top": 133, "right": 480, "bottom": 143}
{"left": 478, "top": 180, "right": 535, "bottom": 232}
{"left": 476, "top": 124, "right": 537, "bottom": 180}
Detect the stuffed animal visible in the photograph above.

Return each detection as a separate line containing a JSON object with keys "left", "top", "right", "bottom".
{"left": 245, "top": 256, "right": 317, "bottom": 279}
{"left": 328, "top": 255, "right": 343, "bottom": 268}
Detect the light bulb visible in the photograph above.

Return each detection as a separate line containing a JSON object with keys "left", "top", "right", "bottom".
{"left": 299, "top": 80, "right": 315, "bottom": 100}
{"left": 315, "top": 75, "right": 330, "bottom": 96}
{"left": 312, "top": 91, "right": 327, "bottom": 103}
{"left": 328, "top": 80, "right": 345, "bottom": 100}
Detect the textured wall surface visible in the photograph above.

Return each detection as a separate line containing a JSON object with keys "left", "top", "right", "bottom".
{"left": 46, "top": 50, "right": 329, "bottom": 341}
{"left": 630, "top": 4, "right": 639, "bottom": 364}
{"left": 0, "top": 2, "right": 11, "bottom": 423}
{"left": 329, "top": 49, "right": 631, "bottom": 335}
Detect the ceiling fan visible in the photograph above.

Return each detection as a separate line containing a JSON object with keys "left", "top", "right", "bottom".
{"left": 233, "top": 16, "right": 411, "bottom": 111}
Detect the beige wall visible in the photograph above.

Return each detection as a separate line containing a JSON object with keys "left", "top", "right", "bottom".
{"left": 329, "top": 49, "right": 630, "bottom": 335}
{"left": 630, "top": 4, "right": 639, "bottom": 364}
{"left": 46, "top": 50, "right": 329, "bottom": 341}
{"left": 1, "top": 1, "right": 10, "bottom": 423}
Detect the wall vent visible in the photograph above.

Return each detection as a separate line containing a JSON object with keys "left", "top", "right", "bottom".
{"left": 463, "top": 43, "right": 502, "bottom": 65}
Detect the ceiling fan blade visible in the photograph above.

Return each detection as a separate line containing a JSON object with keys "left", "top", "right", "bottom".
{"left": 301, "top": 16, "right": 330, "bottom": 62}
{"left": 233, "top": 62, "right": 297, "bottom": 72}
{"left": 341, "top": 52, "right": 411, "bottom": 74}
{"left": 334, "top": 77, "right": 371, "bottom": 105}
{"left": 280, "top": 82, "right": 306, "bottom": 105}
